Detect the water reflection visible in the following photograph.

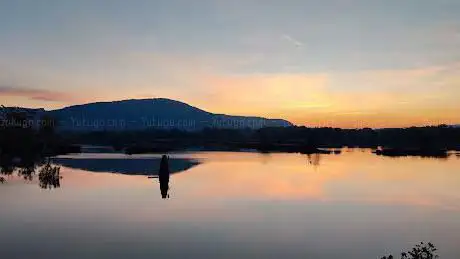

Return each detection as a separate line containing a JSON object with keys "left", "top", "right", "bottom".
{"left": 38, "top": 162, "right": 61, "bottom": 189}
{"left": 374, "top": 147, "right": 450, "bottom": 159}
{"left": 0, "top": 157, "right": 15, "bottom": 176}
{"left": 17, "top": 160, "right": 37, "bottom": 181}
{"left": 306, "top": 153, "right": 321, "bottom": 167}
{"left": 52, "top": 156, "right": 200, "bottom": 176}
{"left": 0, "top": 156, "right": 61, "bottom": 189}
{"left": 1, "top": 151, "right": 460, "bottom": 259}
{"left": 159, "top": 155, "right": 170, "bottom": 199}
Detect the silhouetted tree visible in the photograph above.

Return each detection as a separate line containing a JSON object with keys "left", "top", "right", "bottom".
{"left": 69, "top": 125, "right": 459, "bottom": 155}
{"left": 382, "top": 242, "right": 438, "bottom": 259}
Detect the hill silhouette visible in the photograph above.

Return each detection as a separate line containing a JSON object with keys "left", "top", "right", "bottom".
{"left": 46, "top": 98, "right": 293, "bottom": 131}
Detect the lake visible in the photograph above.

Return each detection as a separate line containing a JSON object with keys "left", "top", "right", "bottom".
{"left": 1, "top": 150, "right": 460, "bottom": 259}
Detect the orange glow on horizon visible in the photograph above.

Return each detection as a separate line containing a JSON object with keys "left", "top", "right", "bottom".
{"left": 2, "top": 62, "right": 459, "bottom": 128}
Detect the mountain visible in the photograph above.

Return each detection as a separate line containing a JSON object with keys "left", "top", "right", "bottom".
{"left": 47, "top": 98, "right": 293, "bottom": 131}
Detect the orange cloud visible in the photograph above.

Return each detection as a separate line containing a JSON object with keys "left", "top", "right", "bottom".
{"left": 0, "top": 85, "right": 77, "bottom": 102}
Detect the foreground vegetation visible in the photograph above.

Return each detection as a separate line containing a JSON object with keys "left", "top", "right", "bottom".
{"left": 382, "top": 242, "right": 438, "bottom": 259}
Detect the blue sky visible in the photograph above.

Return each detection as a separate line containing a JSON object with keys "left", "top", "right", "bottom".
{"left": 1, "top": 0, "right": 460, "bottom": 127}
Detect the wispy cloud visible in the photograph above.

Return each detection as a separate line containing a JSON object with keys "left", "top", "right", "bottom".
{"left": 281, "top": 34, "right": 303, "bottom": 48}
{"left": 0, "top": 85, "right": 76, "bottom": 102}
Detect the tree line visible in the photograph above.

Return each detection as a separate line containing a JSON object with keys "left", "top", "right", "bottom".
{"left": 66, "top": 125, "right": 460, "bottom": 152}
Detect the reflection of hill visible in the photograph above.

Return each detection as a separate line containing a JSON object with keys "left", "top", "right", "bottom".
{"left": 51, "top": 157, "right": 200, "bottom": 175}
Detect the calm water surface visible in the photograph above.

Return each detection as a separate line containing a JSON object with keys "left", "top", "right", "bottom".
{"left": 1, "top": 150, "right": 460, "bottom": 259}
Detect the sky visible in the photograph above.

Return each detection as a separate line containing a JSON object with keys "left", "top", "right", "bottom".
{"left": 1, "top": 0, "right": 459, "bottom": 128}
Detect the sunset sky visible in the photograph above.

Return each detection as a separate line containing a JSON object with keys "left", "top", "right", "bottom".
{"left": 1, "top": 0, "right": 459, "bottom": 128}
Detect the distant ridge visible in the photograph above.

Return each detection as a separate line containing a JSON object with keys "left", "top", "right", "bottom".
{"left": 43, "top": 98, "right": 293, "bottom": 132}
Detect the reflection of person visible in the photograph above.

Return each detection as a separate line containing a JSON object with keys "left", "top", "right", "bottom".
{"left": 159, "top": 155, "right": 170, "bottom": 199}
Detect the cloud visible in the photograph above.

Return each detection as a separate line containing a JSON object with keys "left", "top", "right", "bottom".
{"left": 281, "top": 34, "right": 303, "bottom": 48}
{"left": 0, "top": 85, "right": 77, "bottom": 102}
